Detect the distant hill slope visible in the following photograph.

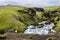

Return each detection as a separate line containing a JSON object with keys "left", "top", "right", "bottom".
{"left": 0, "top": 6, "right": 60, "bottom": 33}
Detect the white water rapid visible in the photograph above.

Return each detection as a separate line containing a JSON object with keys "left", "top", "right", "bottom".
{"left": 24, "top": 21, "right": 56, "bottom": 35}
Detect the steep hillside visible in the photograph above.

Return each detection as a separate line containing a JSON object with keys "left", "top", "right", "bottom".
{"left": 0, "top": 6, "right": 39, "bottom": 32}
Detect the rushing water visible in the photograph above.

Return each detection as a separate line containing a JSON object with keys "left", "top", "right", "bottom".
{"left": 24, "top": 21, "right": 56, "bottom": 34}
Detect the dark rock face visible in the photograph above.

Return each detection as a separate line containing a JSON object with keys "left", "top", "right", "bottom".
{"left": 17, "top": 8, "right": 36, "bottom": 16}
{"left": 34, "top": 7, "right": 44, "bottom": 12}
{"left": 27, "top": 8, "right": 36, "bottom": 16}
{"left": 17, "top": 10, "right": 28, "bottom": 13}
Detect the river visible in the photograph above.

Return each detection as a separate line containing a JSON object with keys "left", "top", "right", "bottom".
{"left": 24, "top": 21, "right": 56, "bottom": 35}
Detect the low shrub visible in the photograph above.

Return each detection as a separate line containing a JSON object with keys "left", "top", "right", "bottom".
{"left": 46, "top": 37, "right": 57, "bottom": 40}
{"left": 0, "top": 33, "right": 8, "bottom": 39}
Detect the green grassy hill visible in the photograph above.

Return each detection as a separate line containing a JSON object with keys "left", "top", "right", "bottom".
{"left": 0, "top": 6, "right": 60, "bottom": 33}
{"left": 0, "top": 6, "right": 39, "bottom": 32}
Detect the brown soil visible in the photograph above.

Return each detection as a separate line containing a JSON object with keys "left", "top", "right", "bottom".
{"left": 1, "top": 33, "right": 60, "bottom": 40}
